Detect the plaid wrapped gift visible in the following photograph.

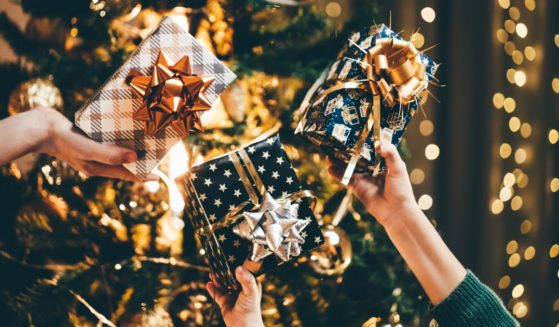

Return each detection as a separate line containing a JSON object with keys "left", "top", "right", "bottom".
{"left": 177, "top": 134, "right": 324, "bottom": 290}
{"left": 75, "top": 16, "right": 236, "bottom": 179}
{"left": 296, "top": 24, "right": 438, "bottom": 184}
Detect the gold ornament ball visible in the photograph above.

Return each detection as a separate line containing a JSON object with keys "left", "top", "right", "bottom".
{"left": 307, "top": 225, "right": 352, "bottom": 276}
{"left": 168, "top": 282, "right": 219, "bottom": 326}
{"left": 8, "top": 78, "right": 63, "bottom": 115}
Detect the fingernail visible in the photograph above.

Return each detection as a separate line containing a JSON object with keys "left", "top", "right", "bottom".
{"left": 145, "top": 173, "right": 159, "bottom": 181}
{"left": 124, "top": 152, "right": 137, "bottom": 163}
{"left": 235, "top": 266, "right": 244, "bottom": 275}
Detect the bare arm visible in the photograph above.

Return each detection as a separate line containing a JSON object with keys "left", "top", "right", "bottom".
{"left": 0, "top": 108, "right": 156, "bottom": 182}
{"left": 329, "top": 141, "right": 466, "bottom": 304}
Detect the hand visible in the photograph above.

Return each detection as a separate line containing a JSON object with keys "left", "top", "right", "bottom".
{"left": 206, "top": 267, "right": 264, "bottom": 327}
{"left": 37, "top": 108, "right": 157, "bottom": 182}
{"left": 328, "top": 140, "right": 419, "bottom": 227}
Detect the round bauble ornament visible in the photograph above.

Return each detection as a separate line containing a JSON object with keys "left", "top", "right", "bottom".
{"left": 8, "top": 77, "right": 63, "bottom": 115}
{"left": 307, "top": 225, "right": 352, "bottom": 276}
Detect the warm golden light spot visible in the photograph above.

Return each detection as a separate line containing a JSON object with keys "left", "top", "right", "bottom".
{"left": 491, "top": 199, "right": 504, "bottom": 214}
{"left": 507, "top": 240, "right": 518, "bottom": 254}
{"left": 410, "top": 168, "right": 425, "bottom": 185}
{"left": 509, "top": 253, "right": 521, "bottom": 267}
{"left": 499, "top": 275, "right": 511, "bottom": 289}
{"left": 505, "top": 42, "right": 516, "bottom": 56}
{"left": 511, "top": 195, "right": 523, "bottom": 211}
{"left": 503, "top": 97, "right": 516, "bottom": 113}
{"left": 497, "top": 29, "right": 509, "bottom": 43}
{"left": 516, "top": 23, "right": 528, "bottom": 38}
{"left": 493, "top": 93, "right": 505, "bottom": 108}
{"left": 509, "top": 7, "right": 520, "bottom": 20}
{"left": 411, "top": 32, "right": 425, "bottom": 48}
{"left": 70, "top": 27, "right": 78, "bottom": 37}
{"left": 499, "top": 0, "right": 511, "bottom": 9}
{"left": 524, "top": 46, "right": 536, "bottom": 61}
{"left": 503, "top": 173, "right": 516, "bottom": 187}
{"left": 418, "top": 194, "right": 433, "bottom": 210}
{"left": 512, "top": 50, "right": 524, "bottom": 65}
{"left": 506, "top": 67, "right": 516, "bottom": 82}
{"left": 525, "top": 0, "right": 536, "bottom": 11}
{"left": 555, "top": 34, "right": 559, "bottom": 47}
{"left": 520, "top": 123, "right": 532, "bottom": 138}
{"left": 500, "top": 187, "right": 513, "bottom": 202}
{"left": 517, "top": 173, "right": 529, "bottom": 188}
{"left": 325, "top": 2, "right": 342, "bottom": 18}
{"left": 550, "top": 244, "right": 559, "bottom": 258}
{"left": 524, "top": 246, "right": 536, "bottom": 260}
{"left": 421, "top": 7, "right": 436, "bottom": 23}
{"left": 512, "top": 284, "right": 525, "bottom": 298}
{"left": 553, "top": 298, "right": 559, "bottom": 311}
{"left": 514, "top": 70, "right": 527, "bottom": 86}
{"left": 504, "top": 20, "right": 516, "bottom": 34}
{"left": 509, "top": 117, "right": 521, "bottom": 132}
{"left": 552, "top": 78, "right": 559, "bottom": 93}
{"left": 513, "top": 301, "right": 528, "bottom": 318}
{"left": 514, "top": 148, "right": 527, "bottom": 164}
{"left": 549, "top": 129, "right": 559, "bottom": 144}
{"left": 500, "top": 143, "right": 512, "bottom": 159}
{"left": 520, "top": 219, "right": 532, "bottom": 234}
{"left": 425, "top": 144, "right": 440, "bottom": 160}
{"left": 419, "top": 120, "right": 434, "bottom": 136}
{"left": 551, "top": 178, "right": 559, "bottom": 192}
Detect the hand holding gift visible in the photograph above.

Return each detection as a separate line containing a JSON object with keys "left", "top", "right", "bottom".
{"left": 296, "top": 24, "right": 438, "bottom": 185}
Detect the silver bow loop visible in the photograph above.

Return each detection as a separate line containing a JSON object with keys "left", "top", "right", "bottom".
{"left": 232, "top": 192, "right": 310, "bottom": 263}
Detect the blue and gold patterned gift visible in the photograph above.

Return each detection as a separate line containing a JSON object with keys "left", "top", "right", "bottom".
{"left": 296, "top": 24, "right": 438, "bottom": 184}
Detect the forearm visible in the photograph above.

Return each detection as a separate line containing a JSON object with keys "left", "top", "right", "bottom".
{"left": 383, "top": 205, "right": 466, "bottom": 305}
{"left": 0, "top": 109, "right": 49, "bottom": 165}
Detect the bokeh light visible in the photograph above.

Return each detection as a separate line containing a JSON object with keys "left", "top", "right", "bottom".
{"left": 425, "top": 144, "right": 440, "bottom": 160}
{"left": 421, "top": 7, "right": 436, "bottom": 23}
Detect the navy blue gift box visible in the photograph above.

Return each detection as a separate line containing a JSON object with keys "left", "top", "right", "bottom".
{"left": 297, "top": 24, "right": 438, "bottom": 171}
{"left": 178, "top": 134, "right": 324, "bottom": 290}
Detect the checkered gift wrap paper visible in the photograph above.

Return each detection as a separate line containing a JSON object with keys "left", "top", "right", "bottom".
{"left": 297, "top": 24, "right": 438, "bottom": 170}
{"left": 74, "top": 16, "right": 237, "bottom": 180}
{"left": 178, "top": 134, "right": 324, "bottom": 289}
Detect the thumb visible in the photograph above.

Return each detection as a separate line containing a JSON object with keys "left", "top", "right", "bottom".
{"left": 235, "top": 266, "right": 258, "bottom": 298}
{"left": 379, "top": 140, "right": 407, "bottom": 177}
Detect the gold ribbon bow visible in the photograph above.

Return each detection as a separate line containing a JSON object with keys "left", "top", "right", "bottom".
{"left": 339, "top": 37, "right": 429, "bottom": 184}
{"left": 126, "top": 51, "right": 214, "bottom": 137}
{"left": 232, "top": 192, "right": 309, "bottom": 263}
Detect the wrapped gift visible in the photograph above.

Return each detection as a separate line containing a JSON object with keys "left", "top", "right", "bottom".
{"left": 296, "top": 24, "right": 438, "bottom": 184}
{"left": 178, "top": 134, "right": 324, "bottom": 290}
{"left": 75, "top": 16, "right": 236, "bottom": 180}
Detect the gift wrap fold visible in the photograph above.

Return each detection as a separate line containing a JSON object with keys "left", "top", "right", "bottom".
{"left": 296, "top": 24, "right": 438, "bottom": 184}
{"left": 75, "top": 16, "right": 236, "bottom": 179}
{"left": 178, "top": 134, "right": 324, "bottom": 290}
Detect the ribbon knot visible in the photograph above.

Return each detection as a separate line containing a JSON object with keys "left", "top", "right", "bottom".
{"left": 126, "top": 51, "right": 214, "bottom": 137}
{"left": 232, "top": 193, "right": 309, "bottom": 263}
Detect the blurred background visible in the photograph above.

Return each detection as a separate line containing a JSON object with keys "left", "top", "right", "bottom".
{"left": 0, "top": 0, "right": 557, "bottom": 326}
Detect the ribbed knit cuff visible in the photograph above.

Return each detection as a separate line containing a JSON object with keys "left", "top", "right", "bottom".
{"left": 431, "top": 270, "right": 519, "bottom": 327}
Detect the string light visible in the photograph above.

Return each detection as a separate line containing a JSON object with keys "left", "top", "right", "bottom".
{"left": 512, "top": 50, "right": 524, "bottom": 65}
{"left": 410, "top": 168, "right": 425, "bottom": 185}
{"left": 507, "top": 240, "right": 519, "bottom": 254}
{"left": 411, "top": 32, "right": 425, "bottom": 48}
{"left": 511, "top": 195, "right": 523, "bottom": 211}
{"left": 514, "top": 71, "right": 527, "bottom": 86}
{"left": 555, "top": 34, "right": 559, "bottom": 47}
{"left": 421, "top": 7, "right": 436, "bottom": 23}
{"left": 524, "top": 0, "right": 536, "bottom": 11}
{"left": 499, "top": 275, "right": 511, "bottom": 289}
{"left": 504, "top": 20, "right": 516, "bottom": 34}
{"left": 520, "top": 123, "right": 532, "bottom": 138}
{"left": 497, "top": 29, "right": 509, "bottom": 43}
{"left": 552, "top": 78, "right": 559, "bottom": 93}
{"left": 493, "top": 93, "right": 505, "bottom": 108}
{"left": 509, "top": 117, "right": 521, "bottom": 132}
{"left": 524, "top": 246, "right": 536, "bottom": 260}
{"left": 524, "top": 46, "right": 536, "bottom": 61}
{"left": 516, "top": 23, "right": 528, "bottom": 38}
{"left": 509, "top": 7, "right": 520, "bottom": 20}
{"left": 419, "top": 120, "right": 434, "bottom": 136}
{"left": 425, "top": 144, "right": 440, "bottom": 160}
{"left": 550, "top": 244, "right": 559, "bottom": 258}
{"left": 506, "top": 68, "right": 517, "bottom": 82}
{"left": 551, "top": 178, "right": 559, "bottom": 192}
{"left": 499, "top": 0, "right": 510, "bottom": 9}
{"left": 418, "top": 194, "right": 433, "bottom": 210}
{"left": 549, "top": 129, "right": 559, "bottom": 144}
{"left": 520, "top": 219, "right": 532, "bottom": 234}
{"left": 509, "top": 253, "right": 521, "bottom": 267}
{"left": 325, "top": 2, "right": 342, "bottom": 18}
{"left": 504, "top": 97, "right": 516, "bottom": 113}
{"left": 500, "top": 143, "right": 512, "bottom": 159}
{"left": 491, "top": 199, "right": 505, "bottom": 214}
{"left": 512, "top": 284, "right": 525, "bottom": 298}
{"left": 514, "top": 148, "right": 527, "bottom": 164}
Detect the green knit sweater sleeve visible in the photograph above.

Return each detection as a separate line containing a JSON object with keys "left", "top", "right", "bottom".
{"left": 431, "top": 270, "right": 519, "bottom": 327}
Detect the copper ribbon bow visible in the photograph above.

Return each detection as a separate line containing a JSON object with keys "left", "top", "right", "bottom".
{"left": 126, "top": 51, "right": 214, "bottom": 137}
{"left": 232, "top": 192, "right": 309, "bottom": 263}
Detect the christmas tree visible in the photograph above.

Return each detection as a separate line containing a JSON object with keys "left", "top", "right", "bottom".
{"left": 0, "top": 1, "right": 429, "bottom": 325}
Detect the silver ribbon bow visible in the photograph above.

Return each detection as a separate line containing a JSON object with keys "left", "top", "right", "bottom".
{"left": 232, "top": 192, "right": 309, "bottom": 263}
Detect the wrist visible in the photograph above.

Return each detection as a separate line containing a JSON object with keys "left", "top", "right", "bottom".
{"left": 382, "top": 202, "right": 425, "bottom": 234}
{"left": 34, "top": 107, "right": 57, "bottom": 154}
